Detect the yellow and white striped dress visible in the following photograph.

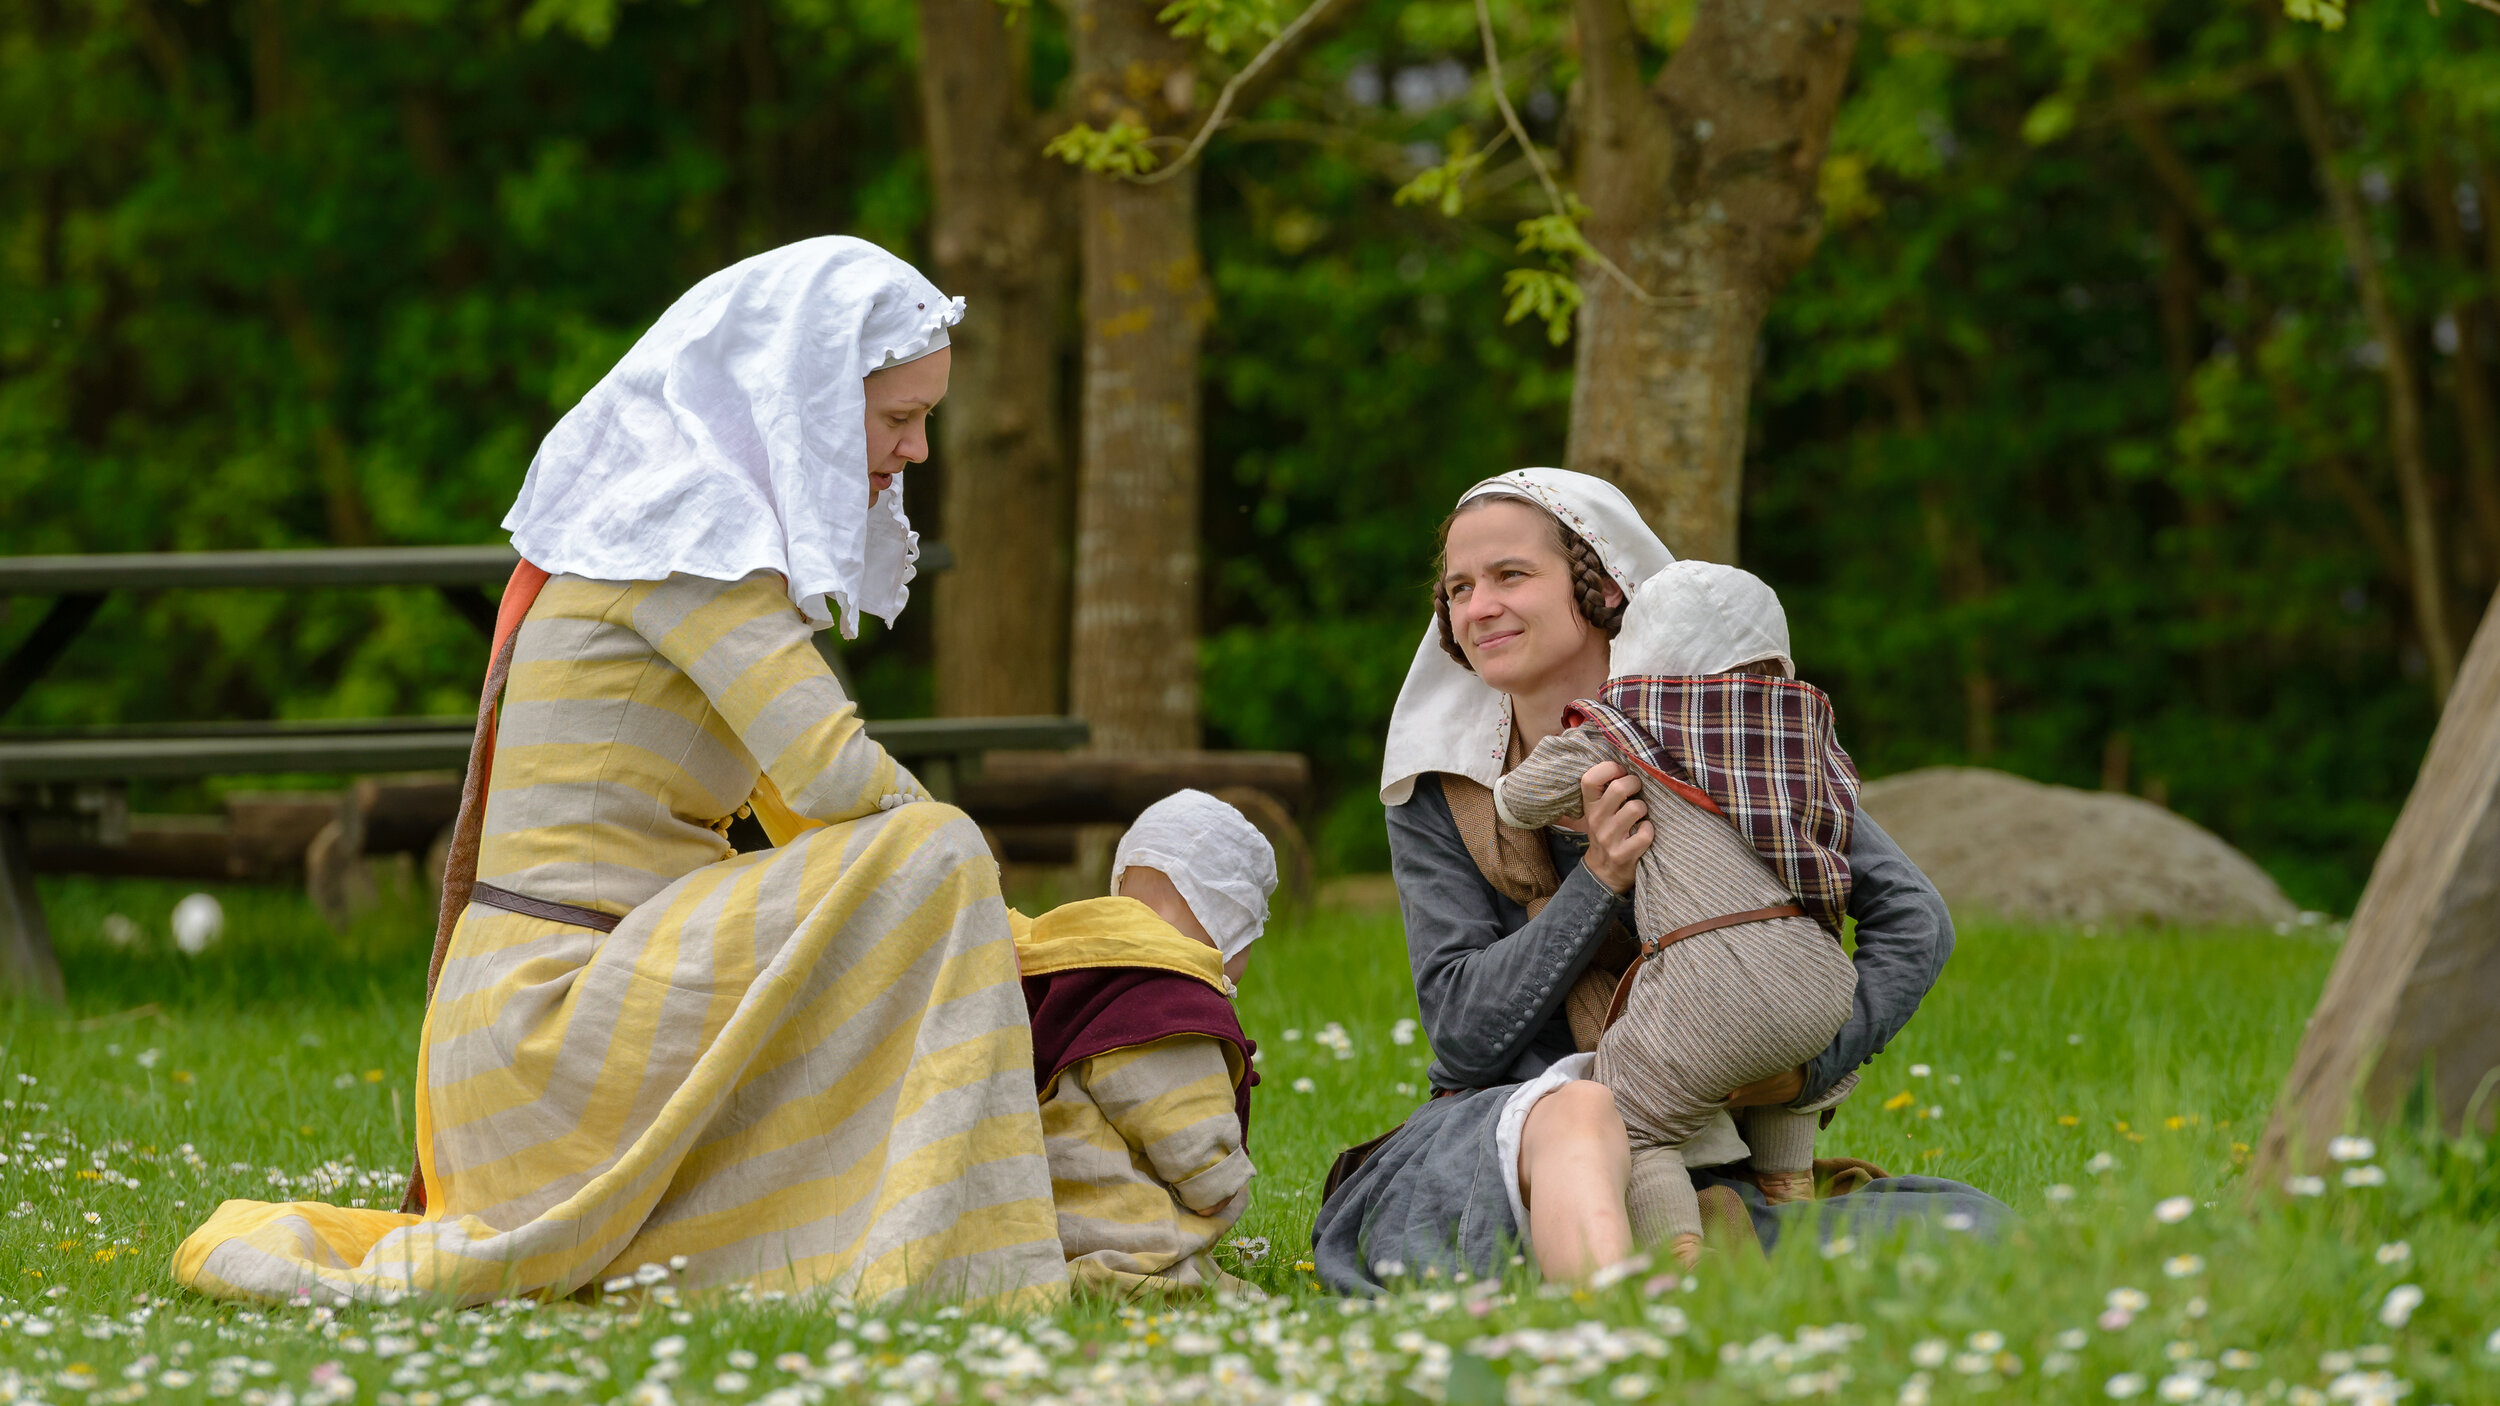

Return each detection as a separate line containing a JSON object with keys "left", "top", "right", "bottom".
{"left": 175, "top": 572, "right": 1068, "bottom": 1308}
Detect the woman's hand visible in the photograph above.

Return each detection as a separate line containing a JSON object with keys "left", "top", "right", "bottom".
{"left": 1725, "top": 1067, "right": 1807, "bottom": 1107}
{"left": 1576, "top": 761, "right": 1651, "bottom": 895}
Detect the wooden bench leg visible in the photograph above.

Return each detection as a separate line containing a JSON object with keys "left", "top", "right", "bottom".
{"left": 0, "top": 809, "right": 66, "bottom": 1002}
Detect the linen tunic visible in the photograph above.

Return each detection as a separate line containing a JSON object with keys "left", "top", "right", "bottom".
{"left": 1496, "top": 725, "right": 1859, "bottom": 1148}
{"left": 1013, "top": 900, "right": 1255, "bottom": 1293}
{"left": 176, "top": 572, "right": 1067, "bottom": 1307}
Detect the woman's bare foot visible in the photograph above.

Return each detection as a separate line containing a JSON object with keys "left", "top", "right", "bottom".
{"left": 1758, "top": 1169, "right": 1816, "bottom": 1205}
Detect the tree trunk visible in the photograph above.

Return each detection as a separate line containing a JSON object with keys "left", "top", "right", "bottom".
{"left": 2284, "top": 55, "right": 2457, "bottom": 702}
{"left": 917, "top": 0, "right": 1076, "bottom": 718}
{"left": 1065, "top": 0, "right": 1208, "bottom": 750}
{"left": 2417, "top": 129, "right": 2500, "bottom": 586}
{"left": 1566, "top": 0, "right": 1860, "bottom": 563}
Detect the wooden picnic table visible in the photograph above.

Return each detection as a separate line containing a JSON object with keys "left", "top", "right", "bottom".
{"left": 0, "top": 540, "right": 1037, "bottom": 1002}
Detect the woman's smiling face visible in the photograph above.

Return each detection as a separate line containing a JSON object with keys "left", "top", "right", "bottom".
{"left": 863, "top": 346, "right": 951, "bottom": 503}
{"left": 1440, "top": 498, "right": 1602, "bottom": 695}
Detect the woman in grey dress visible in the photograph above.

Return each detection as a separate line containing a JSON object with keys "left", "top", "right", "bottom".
{"left": 1310, "top": 469, "right": 2008, "bottom": 1295}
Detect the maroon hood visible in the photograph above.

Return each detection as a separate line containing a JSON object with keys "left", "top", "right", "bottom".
{"left": 1024, "top": 966, "right": 1258, "bottom": 1144}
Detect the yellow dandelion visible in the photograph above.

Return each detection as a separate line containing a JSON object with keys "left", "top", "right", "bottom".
{"left": 55, "top": 1240, "right": 79, "bottom": 1252}
{"left": 2057, "top": 1114, "right": 2080, "bottom": 1126}
{"left": 2165, "top": 1116, "right": 2186, "bottom": 1130}
{"left": 1884, "top": 1091, "right": 1917, "bottom": 1111}
{"left": 173, "top": 1071, "right": 195, "bottom": 1085}
{"left": 2114, "top": 1120, "right": 2131, "bottom": 1132}
{"left": 363, "top": 1069, "right": 385, "bottom": 1083}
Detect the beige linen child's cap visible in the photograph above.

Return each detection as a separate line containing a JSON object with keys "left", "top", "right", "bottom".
{"left": 1609, "top": 561, "right": 1796, "bottom": 680}
{"left": 1111, "top": 790, "right": 1279, "bottom": 962}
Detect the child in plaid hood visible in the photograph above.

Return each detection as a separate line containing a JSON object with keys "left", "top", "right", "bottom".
{"left": 1493, "top": 561, "right": 1862, "bottom": 1267}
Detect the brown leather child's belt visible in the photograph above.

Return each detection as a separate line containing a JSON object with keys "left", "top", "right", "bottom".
{"left": 1599, "top": 904, "right": 1806, "bottom": 1033}
{"left": 470, "top": 881, "right": 624, "bottom": 933}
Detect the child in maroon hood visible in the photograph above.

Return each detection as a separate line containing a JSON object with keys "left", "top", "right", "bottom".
{"left": 1016, "top": 790, "right": 1278, "bottom": 1294}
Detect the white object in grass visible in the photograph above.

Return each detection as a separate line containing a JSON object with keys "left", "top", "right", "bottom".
{"left": 2326, "top": 1136, "right": 2374, "bottom": 1163}
{"left": 2105, "top": 1372, "right": 2147, "bottom": 1399}
{"left": 102, "top": 913, "right": 142, "bottom": 948}
{"left": 171, "top": 893, "right": 224, "bottom": 955}
{"left": 2154, "top": 1196, "right": 2194, "bottom": 1223}
{"left": 2379, "top": 1285, "right": 2423, "bottom": 1329}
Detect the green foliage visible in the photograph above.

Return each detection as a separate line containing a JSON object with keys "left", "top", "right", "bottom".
{"left": 10, "top": 0, "right": 2500, "bottom": 909}
{"left": 1392, "top": 142, "right": 1491, "bottom": 217}
{"left": 2283, "top": 0, "right": 2346, "bottom": 32}
{"left": 1501, "top": 267, "right": 1584, "bottom": 345}
{"left": 1043, "top": 121, "right": 1162, "bottom": 176}
{"left": 1156, "top": 0, "right": 1286, "bottom": 56}
{"left": 0, "top": 0, "right": 927, "bottom": 754}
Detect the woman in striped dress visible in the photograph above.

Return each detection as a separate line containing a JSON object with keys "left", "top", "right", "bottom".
{"left": 174, "top": 239, "right": 1069, "bottom": 1308}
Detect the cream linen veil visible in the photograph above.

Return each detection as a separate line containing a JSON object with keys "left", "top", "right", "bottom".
{"left": 1379, "top": 469, "right": 1678, "bottom": 806}
{"left": 502, "top": 236, "right": 965, "bottom": 637}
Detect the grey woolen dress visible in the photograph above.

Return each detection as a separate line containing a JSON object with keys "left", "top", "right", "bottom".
{"left": 1309, "top": 774, "right": 2012, "bottom": 1294}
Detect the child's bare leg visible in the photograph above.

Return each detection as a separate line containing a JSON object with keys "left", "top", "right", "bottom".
{"left": 1517, "top": 1081, "right": 1633, "bottom": 1281}
{"left": 1743, "top": 1107, "right": 1820, "bottom": 1205}
{"left": 1625, "top": 1138, "right": 1703, "bottom": 1267}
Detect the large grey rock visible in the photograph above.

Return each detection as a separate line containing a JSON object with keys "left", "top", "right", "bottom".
{"left": 1857, "top": 766, "right": 2298, "bottom": 928}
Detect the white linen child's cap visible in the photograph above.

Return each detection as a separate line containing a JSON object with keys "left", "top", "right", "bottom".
{"left": 1610, "top": 561, "right": 1795, "bottom": 680}
{"left": 1112, "top": 789, "right": 1278, "bottom": 962}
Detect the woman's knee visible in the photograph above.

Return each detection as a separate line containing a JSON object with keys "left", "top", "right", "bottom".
{"left": 890, "top": 801, "right": 1000, "bottom": 872}
{"left": 1525, "top": 1080, "right": 1627, "bottom": 1149}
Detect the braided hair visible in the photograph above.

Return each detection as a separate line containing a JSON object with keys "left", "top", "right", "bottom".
{"left": 1432, "top": 492, "right": 1627, "bottom": 672}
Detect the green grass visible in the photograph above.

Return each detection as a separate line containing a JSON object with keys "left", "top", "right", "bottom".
{"left": 3, "top": 876, "right": 2497, "bottom": 1405}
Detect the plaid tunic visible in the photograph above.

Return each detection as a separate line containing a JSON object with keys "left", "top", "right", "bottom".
{"left": 1564, "top": 674, "right": 1860, "bottom": 934}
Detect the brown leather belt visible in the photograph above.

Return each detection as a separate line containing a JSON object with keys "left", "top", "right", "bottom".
{"left": 469, "top": 881, "right": 624, "bottom": 933}
{"left": 1599, "top": 903, "right": 1807, "bottom": 1033}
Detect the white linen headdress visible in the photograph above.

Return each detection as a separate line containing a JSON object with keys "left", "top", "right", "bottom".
{"left": 1112, "top": 789, "right": 1279, "bottom": 963}
{"left": 502, "top": 236, "right": 965, "bottom": 637}
{"left": 1609, "top": 561, "right": 1794, "bottom": 679}
{"left": 1380, "top": 468, "right": 1678, "bottom": 805}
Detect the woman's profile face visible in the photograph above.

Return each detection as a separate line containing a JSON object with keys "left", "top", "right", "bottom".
{"left": 1441, "top": 499, "right": 1604, "bottom": 695}
{"left": 863, "top": 347, "right": 951, "bottom": 503}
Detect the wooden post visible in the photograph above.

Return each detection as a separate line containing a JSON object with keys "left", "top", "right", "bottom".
{"left": 0, "top": 808, "right": 66, "bottom": 1002}
{"left": 2254, "top": 589, "right": 2500, "bottom": 1181}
